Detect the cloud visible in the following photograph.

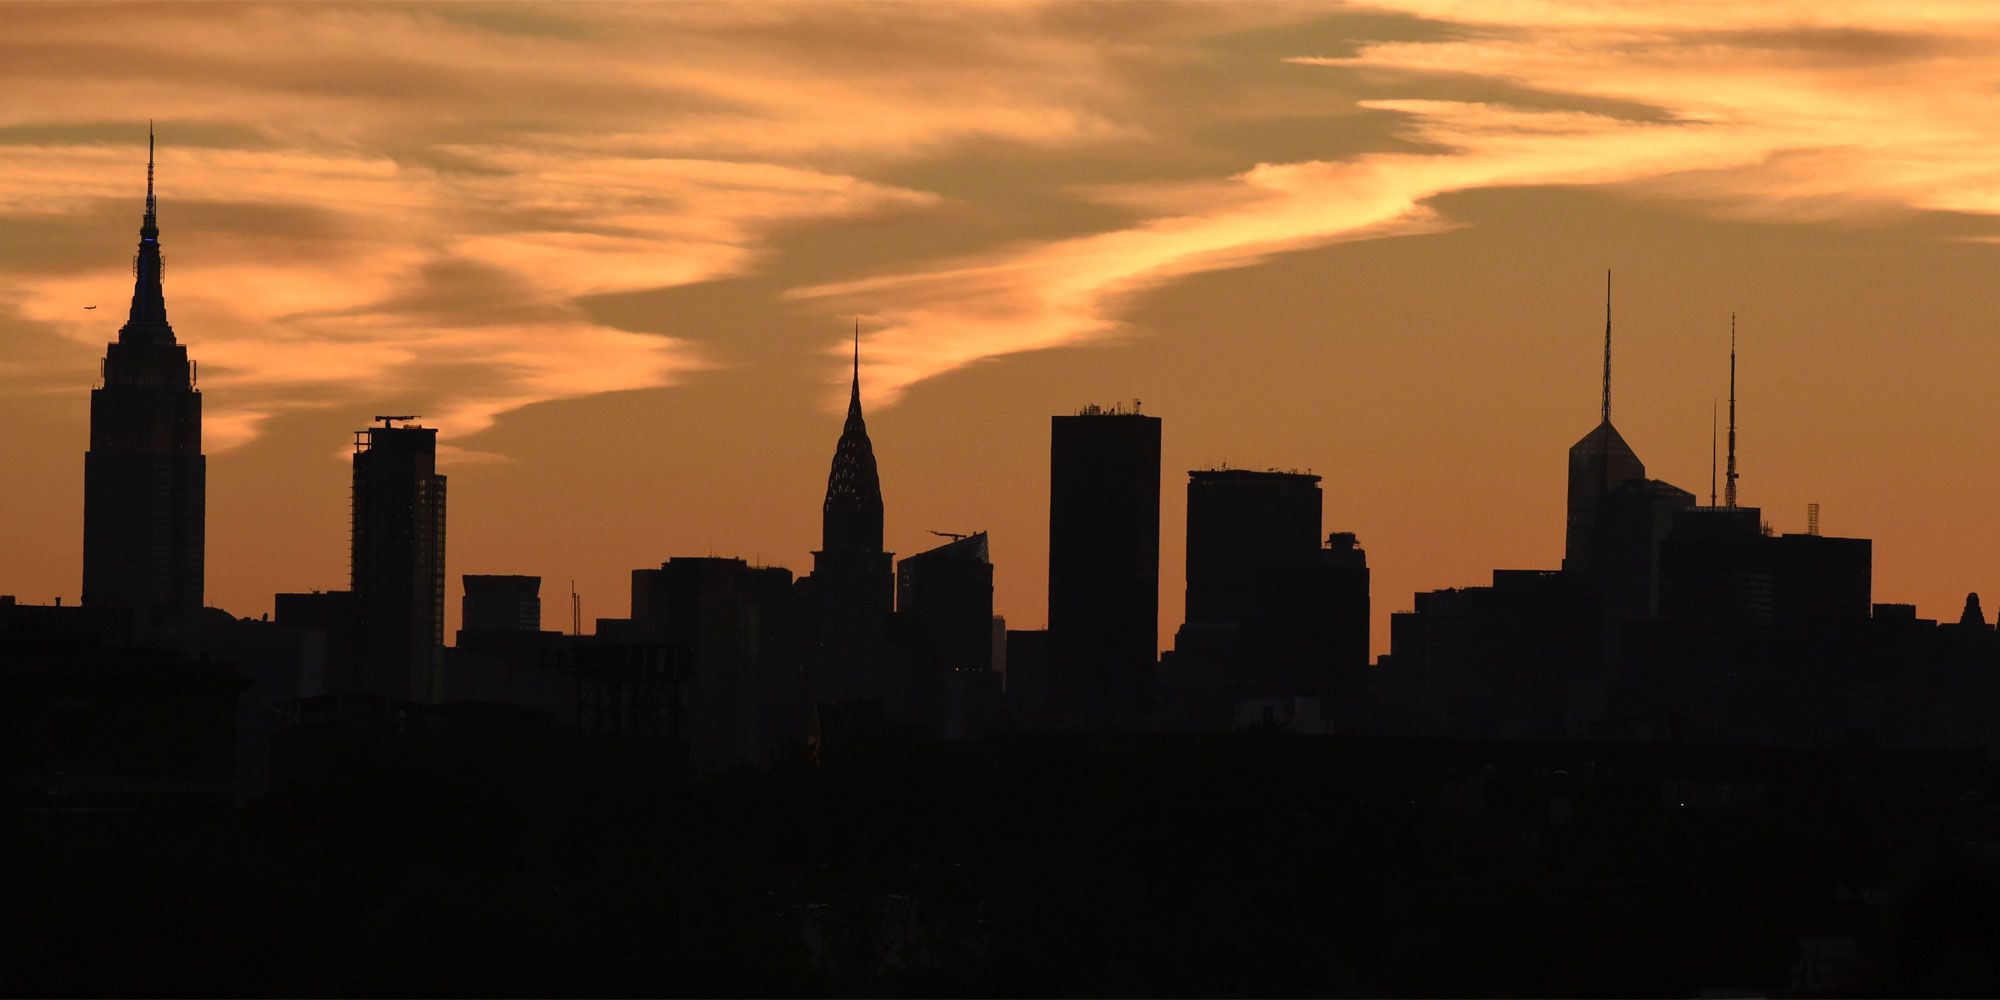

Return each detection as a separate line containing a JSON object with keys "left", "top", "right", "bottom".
{"left": 3, "top": 1, "right": 1288, "bottom": 448}
{"left": 790, "top": 1, "right": 2000, "bottom": 403}
{"left": 14, "top": 1, "right": 1997, "bottom": 433}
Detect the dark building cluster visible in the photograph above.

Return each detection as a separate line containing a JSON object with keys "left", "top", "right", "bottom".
{"left": 10, "top": 139, "right": 2000, "bottom": 995}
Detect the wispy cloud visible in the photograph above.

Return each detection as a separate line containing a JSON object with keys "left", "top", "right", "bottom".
{"left": 13, "top": 1, "right": 1997, "bottom": 438}
{"left": 800, "top": 1, "right": 2000, "bottom": 402}
{"left": 1, "top": 1, "right": 1275, "bottom": 446}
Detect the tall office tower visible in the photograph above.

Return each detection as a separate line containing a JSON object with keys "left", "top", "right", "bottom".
{"left": 350, "top": 419, "right": 446, "bottom": 703}
{"left": 1564, "top": 274, "right": 1646, "bottom": 576}
{"left": 804, "top": 338, "right": 893, "bottom": 706}
{"left": 461, "top": 574, "right": 542, "bottom": 633}
{"left": 1658, "top": 506, "right": 1771, "bottom": 628}
{"left": 1177, "top": 469, "right": 1369, "bottom": 707}
{"left": 896, "top": 532, "right": 997, "bottom": 736}
{"left": 1597, "top": 477, "right": 1698, "bottom": 623}
{"left": 1048, "top": 403, "right": 1161, "bottom": 728}
{"left": 274, "top": 590, "right": 356, "bottom": 697}
{"left": 632, "top": 557, "right": 801, "bottom": 767}
{"left": 83, "top": 129, "right": 205, "bottom": 614}
{"left": 1768, "top": 533, "right": 1870, "bottom": 629}
{"left": 1314, "top": 532, "right": 1371, "bottom": 672}
{"left": 1184, "top": 469, "right": 1322, "bottom": 628}
{"left": 897, "top": 532, "right": 994, "bottom": 674}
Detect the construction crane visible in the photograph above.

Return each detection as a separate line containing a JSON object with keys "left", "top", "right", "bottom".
{"left": 929, "top": 530, "right": 971, "bottom": 541}
{"left": 374, "top": 414, "right": 421, "bottom": 428}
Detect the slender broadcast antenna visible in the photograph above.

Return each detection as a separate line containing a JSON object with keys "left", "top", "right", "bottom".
{"left": 1709, "top": 400, "right": 1718, "bottom": 508}
{"left": 1725, "top": 314, "right": 1739, "bottom": 509}
{"left": 1601, "top": 270, "right": 1612, "bottom": 425}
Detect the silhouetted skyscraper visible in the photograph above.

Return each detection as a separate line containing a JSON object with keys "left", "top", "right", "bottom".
{"left": 897, "top": 532, "right": 994, "bottom": 676}
{"left": 1048, "top": 403, "right": 1160, "bottom": 728}
{"left": 1184, "top": 469, "right": 1322, "bottom": 629}
{"left": 1659, "top": 505, "right": 1770, "bottom": 628}
{"left": 1314, "top": 532, "right": 1372, "bottom": 673}
{"left": 82, "top": 128, "right": 204, "bottom": 613}
{"left": 804, "top": 336, "right": 893, "bottom": 706}
{"left": 1564, "top": 275, "right": 1645, "bottom": 576}
{"left": 275, "top": 589, "right": 356, "bottom": 696}
{"left": 462, "top": 574, "right": 541, "bottom": 633}
{"left": 1597, "top": 477, "right": 1698, "bottom": 623}
{"left": 1173, "top": 469, "right": 1369, "bottom": 723}
{"left": 1769, "top": 532, "right": 1871, "bottom": 630}
{"left": 633, "top": 557, "right": 801, "bottom": 767}
{"left": 349, "top": 419, "right": 445, "bottom": 703}
{"left": 896, "top": 532, "right": 998, "bottom": 737}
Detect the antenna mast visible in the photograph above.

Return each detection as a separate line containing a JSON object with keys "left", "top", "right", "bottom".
{"left": 1709, "top": 400, "right": 1718, "bottom": 507}
{"left": 1601, "top": 270, "right": 1612, "bottom": 424}
{"left": 1725, "top": 314, "right": 1739, "bottom": 509}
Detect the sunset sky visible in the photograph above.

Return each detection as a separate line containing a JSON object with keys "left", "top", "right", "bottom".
{"left": 6, "top": 1, "right": 2000, "bottom": 651}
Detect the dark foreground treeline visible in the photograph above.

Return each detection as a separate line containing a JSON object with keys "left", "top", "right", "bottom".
{"left": 4, "top": 730, "right": 2000, "bottom": 996}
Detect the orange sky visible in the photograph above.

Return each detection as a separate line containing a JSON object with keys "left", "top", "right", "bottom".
{"left": 5, "top": 1, "right": 2000, "bottom": 653}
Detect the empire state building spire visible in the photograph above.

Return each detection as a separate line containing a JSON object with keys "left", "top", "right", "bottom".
{"left": 821, "top": 322, "right": 884, "bottom": 556}
{"left": 121, "top": 121, "right": 174, "bottom": 345}
{"left": 83, "top": 125, "right": 206, "bottom": 614}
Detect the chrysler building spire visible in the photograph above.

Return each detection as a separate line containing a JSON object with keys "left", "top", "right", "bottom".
{"left": 822, "top": 323, "right": 884, "bottom": 556}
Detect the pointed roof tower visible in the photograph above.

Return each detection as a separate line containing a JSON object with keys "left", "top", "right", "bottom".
{"left": 1563, "top": 270, "right": 1646, "bottom": 573}
{"left": 821, "top": 321, "right": 885, "bottom": 556}
{"left": 121, "top": 122, "right": 174, "bottom": 346}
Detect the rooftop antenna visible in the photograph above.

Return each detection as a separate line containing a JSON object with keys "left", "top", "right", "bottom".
{"left": 570, "top": 580, "right": 580, "bottom": 636}
{"left": 146, "top": 120, "right": 156, "bottom": 222}
{"left": 1601, "top": 270, "right": 1612, "bottom": 424}
{"left": 1709, "top": 400, "right": 1718, "bottom": 507}
{"left": 1725, "top": 314, "right": 1738, "bottom": 509}
{"left": 1597, "top": 270, "right": 1613, "bottom": 497}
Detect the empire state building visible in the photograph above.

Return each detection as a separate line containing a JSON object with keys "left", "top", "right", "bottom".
{"left": 82, "top": 129, "right": 204, "bottom": 613}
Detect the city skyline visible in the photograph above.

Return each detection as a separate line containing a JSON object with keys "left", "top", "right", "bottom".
{"left": 7, "top": 3, "right": 2000, "bottom": 653}
{"left": 12, "top": 9, "right": 2000, "bottom": 992}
